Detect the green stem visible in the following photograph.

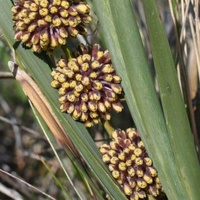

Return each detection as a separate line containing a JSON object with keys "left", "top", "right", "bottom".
{"left": 103, "top": 121, "right": 115, "bottom": 136}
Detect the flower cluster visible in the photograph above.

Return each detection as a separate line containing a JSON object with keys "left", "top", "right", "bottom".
{"left": 100, "top": 128, "right": 163, "bottom": 200}
{"left": 51, "top": 44, "right": 123, "bottom": 127}
{"left": 12, "top": 0, "right": 91, "bottom": 53}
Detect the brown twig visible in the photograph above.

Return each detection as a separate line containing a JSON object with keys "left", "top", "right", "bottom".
{"left": 0, "top": 182, "right": 23, "bottom": 200}
{"left": 0, "top": 95, "right": 23, "bottom": 151}
{"left": 0, "top": 169, "right": 31, "bottom": 198}
{"left": 0, "top": 71, "right": 14, "bottom": 79}
{"left": 0, "top": 169, "right": 56, "bottom": 200}
{"left": 0, "top": 115, "right": 41, "bottom": 137}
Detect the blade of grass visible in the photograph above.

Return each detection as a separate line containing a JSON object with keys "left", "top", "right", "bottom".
{"left": 143, "top": 1, "right": 200, "bottom": 199}
{"left": 31, "top": 101, "right": 105, "bottom": 200}
{"left": 31, "top": 102, "right": 105, "bottom": 200}
{"left": 30, "top": 102, "right": 86, "bottom": 200}
{"left": 40, "top": 158, "right": 72, "bottom": 200}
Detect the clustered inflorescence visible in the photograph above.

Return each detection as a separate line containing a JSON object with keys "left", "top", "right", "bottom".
{"left": 12, "top": 0, "right": 91, "bottom": 53}
{"left": 11, "top": 1, "right": 165, "bottom": 199}
{"left": 51, "top": 44, "right": 124, "bottom": 127}
{"left": 100, "top": 128, "right": 163, "bottom": 200}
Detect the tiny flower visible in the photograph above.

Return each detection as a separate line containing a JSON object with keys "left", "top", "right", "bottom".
{"left": 12, "top": 0, "right": 92, "bottom": 53}
{"left": 51, "top": 44, "right": 123, "bottom": 127}
{"left": 99, "top": 128, "right": 164, "bottom": 200}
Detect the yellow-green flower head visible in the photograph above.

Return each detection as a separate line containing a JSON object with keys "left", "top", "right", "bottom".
{"left": 51, "top": 44, "right": 124, "bottom": 127}
{"left": 100, "top": 128, "right": 164, "bottom": 200}
{"left": 12, "top": 0, "right": 92, "bottom": 53}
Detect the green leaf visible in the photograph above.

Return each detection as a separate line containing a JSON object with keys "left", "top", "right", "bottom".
{"left": 143, "top": 1, "right": 200, "bottom": 199}
{"left": 92, "top": 0, "right": 199, "bottom": 199}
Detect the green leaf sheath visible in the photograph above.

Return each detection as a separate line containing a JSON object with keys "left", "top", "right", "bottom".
{"left": 0, "top": 1, "right": 127, "bottom": 199}
{"left": 143, "top": 1, "right": 200, "bottom": 199}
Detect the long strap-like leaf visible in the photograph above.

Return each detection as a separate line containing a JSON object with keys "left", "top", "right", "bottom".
{"left": 92, "top": 0, "right": 198, "bottom": 199}
{"left": 143, "top": 1, "right": 200, "bottom": 199}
